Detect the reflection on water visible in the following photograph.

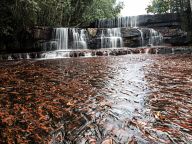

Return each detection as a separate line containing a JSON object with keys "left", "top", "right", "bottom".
{"left": 0, "top": 55, "right": 192, "bottom": 143}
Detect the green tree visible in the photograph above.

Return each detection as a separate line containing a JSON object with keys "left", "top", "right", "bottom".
{"left": 146, "top": 0, "right": 192, "bottom": 43}
{"left": 0, "top": 0, "right": 123, "bottom": 49}
{"left": 146, "top": 0, "right": 170, "bottom": 14}
{"left": 146, "top": 0, "right": 191, "bottom": 14}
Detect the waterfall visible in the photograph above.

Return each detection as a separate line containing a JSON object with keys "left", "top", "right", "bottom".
{"left": 101, "top": 28, "right": 123, "bottom": 48}
{"left": 137, "top": 28, "right": 144, "bottom": 46}
{"left": 149, "top": 29, "right": 163, "bottom": 46}
{"left": 71, "top": 29, "right": 87, "bottom": 49}
{"left": 137, "top": 28, "right": 163, "bottom": 47}
{"left": 55, "top": 28, "right": 69, "bottom": 50}
{"left": 97, "top": 16, "right": 138, "bottom": 28}
{"left": 101, "top": 30, "right": 104, "bottom": 48}
{"left": 51, "top": 28, "right": 88, "bottom": 50}
{"left": 41, "top": 16, "right": 163, "bottom": 51}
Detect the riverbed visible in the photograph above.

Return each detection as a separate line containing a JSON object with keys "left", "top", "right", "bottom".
{"left": 0, "top": 54, "right": 192, "bottom": 143}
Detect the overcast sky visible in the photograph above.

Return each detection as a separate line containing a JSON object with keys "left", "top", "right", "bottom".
{"left": 118, "top": 0, "right": 151, "bottom": 16}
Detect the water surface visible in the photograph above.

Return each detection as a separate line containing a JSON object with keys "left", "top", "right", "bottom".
{"left": 0, "top": 55, "right": 192, "bottom": 143}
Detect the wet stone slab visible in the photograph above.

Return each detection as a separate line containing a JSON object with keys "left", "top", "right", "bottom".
{"left": 0, "top": 55, "right": 192, "bottom": 143}
{"left": 0, "top": 46, "right": 192, "bottom": 61}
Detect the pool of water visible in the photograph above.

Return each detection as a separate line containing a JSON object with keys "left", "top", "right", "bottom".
{"left": 0, "top": 54, "right": 192, "bottom": 143}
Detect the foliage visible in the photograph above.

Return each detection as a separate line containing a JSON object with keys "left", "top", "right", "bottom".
{"left": 146, "top": 0, "right": 170, "bottom": 14}
{"left": 0, "top": 0, "right": 123, "bottom": 46}
{"left": 146, "top": 0, "right": 192, "bottom": 41}
{"left": 0, "top": 0, "right": 123, "bottom": 27}
{"left": 146, "top": 0, "right": 191, "bottom": 14}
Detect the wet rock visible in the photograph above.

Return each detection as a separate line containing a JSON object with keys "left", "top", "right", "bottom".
{"left": 29, "top": 53, "right": 37, "bottom": 58}
{"left": 79, "top": 52, "right": 85, "bottom": 57}
{"left": 69, "top": 52, "right": 78, "bottom": 57}
{"left": 131, "top": 49, "right": 140, "bottom": 54}
{"left": 164, "top": 47, "right": 173, "bottom": 54}
{"left": 116, "top": 50, "right": 128, "bottom": 55}
{"left": 96, "top": 51, "right": 103, "bottom": 56}
{"left": 157, "top": 48, "right": 167, "bottom": 54}
{"left": 109, "top": 50, "right": 117, "bottom": 56}
{"left": 33, "top": 26, "right": 53, "bottom": 40}
{"left": 11, "top": 54, "right": 20, "bottom": 60}
{"left": 20, "top": 53, "right": 28, "bottom": 59}
{"left": 121, "top": 28, "right": 140, "bottom": 38}
{"left": 147, "top": 48, "right": 157, "bottom": 54}
{"left": 1, "top": 54, "right": 9, "bottom": 60}
{"left": 102, "top": 51, "right": 109, "bottom": 56}
{"left": 185, "top": 48, "right": 192, "bottom": 54}
{"left": 87, "top": 28, "right": 97, "bottom": 37}
{"left": 74, "top": 52, "right": 78, "bottom": 57}
{"left": 91, "top": 51, "right": 96, "bottom": 56}
{"left": 139, "top": 48, "right": 145, "bottom": 54}
{"left": 170, "top": 34, "right": 190, "bottom": 46}
{"left": 36, "top": 52, "right": 42, "bottom": 58}
{"left": 91, "top": 13, "right": 181, "bottom": 28}
{"left": 127, "top": 50, "right": 132, "bottom": 54}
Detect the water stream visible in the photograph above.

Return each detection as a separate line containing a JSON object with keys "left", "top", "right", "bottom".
{"left": 0, "top": 55, "right": 192, "bottom": 143}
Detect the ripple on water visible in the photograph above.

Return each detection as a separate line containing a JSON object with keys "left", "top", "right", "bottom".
{"left": 0, "top": 55, "right": 192, "bottom": 143}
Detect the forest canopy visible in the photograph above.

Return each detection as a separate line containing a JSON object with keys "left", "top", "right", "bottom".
{"left": 0, "top": 0, "right": 123, "bottom": 39}
{"left": 146, "top": 0, "right": 191, "bottom": 14}
{"left": 146, "top": 0, "right": 192, "bottom": 38}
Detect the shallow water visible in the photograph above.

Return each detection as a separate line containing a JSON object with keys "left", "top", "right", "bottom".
{"left": 0, "top": 55, "right": 192, "bottom": 143}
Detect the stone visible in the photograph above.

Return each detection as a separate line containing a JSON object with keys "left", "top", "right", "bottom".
{"left": 96, "top": 51, "right": 103, "bottom": 56}
{"left": 33, "top": 26, "right": 53, "bottom": 40}
{"left": 79, "top": 52, "right": 85, "bottom": 57}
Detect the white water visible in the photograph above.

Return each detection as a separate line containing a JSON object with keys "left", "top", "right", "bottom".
{"left": 53, "top": 28, "right": 88, "bottom": 50}
{"left": 55, "top": 28, "right": 69, "bottom": 50}
{"left": 42, "top": 16, "right": 163, "bottom": 51}
{"left": 149, "top": 29, "right": 163, "bottom": 46}
{"left": 137, "top": 28, "right": 144, "bottom": 46}
{"left": 98, "top": 16, "right": 138, "bottom": 28}
{"left": 101, "top": 28, "right": 123, "bottom": 48}
{"left": 136, "top": 28, "right": 163, "bottom": 47}
{"left": 72, "top": 29, "right": 87, "bottom": 49}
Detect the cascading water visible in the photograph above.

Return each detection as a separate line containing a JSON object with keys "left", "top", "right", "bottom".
{"left": 98, "top": 16, "right": 138, "bottom": 28}
{"left": 137, "top": 28, "right": 144, "bottom": 46}
{"left": 135, "top": 28, "right": 163, "bottom": 47}
{"left": 50, "top": 28, "right": 88, "bottom": 50}
{"left": 71, "top": 29, "right": 87, "bottom": 49}
{"left": 55, "top": 28, "right": 69, "bottom": 50}
{"left": 97, "top": 16, "right": 164, "bottom": 47}
{"left": 42, "top": 16, "right": 163, "bottom": 52}
{"left": 101, "top": 28, "right": 123, "bottom": 48}
{"left": 148, "top": 29, "right": 163, "bottom": 46}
